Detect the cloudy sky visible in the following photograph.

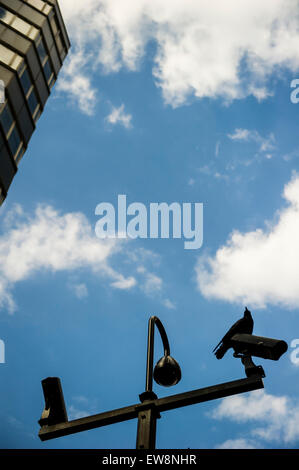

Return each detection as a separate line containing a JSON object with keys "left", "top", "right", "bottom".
{"left": 1, "top": 0, "right": 299, "bottom": 449}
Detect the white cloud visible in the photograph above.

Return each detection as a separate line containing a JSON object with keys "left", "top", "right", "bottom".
{"left": 106, "top": 104, "right": 133, "bottom": 129}
{"left": 227, "top": 128, "right": 275, "bottom": 155}
{"left": 137, "top": 267, "right": 162, "bottom": 295}
{"left": 212, "top": 390, "right": 299, "bottom": 445}
{"left": 143, "top": 272, "right": 163, "bottom": 294}
{"left": 70, "top": 282, "right": 89, "bottom": 299}
{"left": 212, "top": 390, "right": 288, "bottom": 422}
{"left": 228, "top": 129, "right": 252, "bottom": 141}
{"left": 59, "top": 0, "right": 299, "bottom": 109}
{"left": 56, "top": 50, "right": 97, "bottom": 116}
{"left": 0, "top": 204, "right": 137, "bottom": 313}
{"left": 68, "top": 395, "right": 100, "bottom": 420}
{"left": 110, "top": 276, "right": 136, "bottom": 289}
{"left": 136, "top": 265, "right": 175, "bottom": 308}
{"left": 163, "top": 298, "right": 176, "bottom": 310}
{"left": 196, "top": 173, "right": 299, "bottom": 308}
{"left": 216, "top": 438, "right": 258, "bottom": 449}
{"left": 68, "top": 405, "right": 89, "bottom": 420}
{"left": 283, "top": 148, "right": 299, "bottom": 162}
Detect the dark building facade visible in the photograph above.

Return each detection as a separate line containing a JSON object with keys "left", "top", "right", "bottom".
{"left": 0, "top": 0, "right": 70, "bottom": 204}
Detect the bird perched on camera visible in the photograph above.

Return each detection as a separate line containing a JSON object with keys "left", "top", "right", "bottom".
{"left": 213, "top": 307, "right": 254, "bottom": 359}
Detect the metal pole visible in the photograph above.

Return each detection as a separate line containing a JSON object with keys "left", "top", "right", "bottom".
{"left": 136, "top": 407, "right": 160, "bottom": 449}
{"left": 138, "top": 316, "right": 159, "bottom": 449}
{"left": 145, "top": 317, "right": 155, "bottom": 393}
{"left": 137, "top": 315, "right": 171, "bottom": 449}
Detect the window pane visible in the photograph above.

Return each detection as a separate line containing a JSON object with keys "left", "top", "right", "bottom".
{"left": 27, "top": 88, "right": 39, "bottom": 115}
{"left": 15, "top": 145, "right": 25, "bottom": 165}
{"left": 20, "top": 68, "right": 32, "bottom": 96}
{"left": 0, "top": 103, "right": 14, "bottom": 136}
{"left": 37, "top": 39, "right": 47, "bottom": 64}
{"left": 48, "top": 74, "right": 55, "bottom": 89}
{"left": 8, "top": 125, "right": 21, "bottom": 156}
{"left": 43, "top": 58, "right": 53, "bottom": 82}
{"left": 33, "top": 107, "right": 41, "bottom": 122}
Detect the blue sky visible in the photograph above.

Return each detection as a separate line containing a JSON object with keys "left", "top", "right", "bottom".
{"left": 1, "top": 0, "right": 299, "bottom": 449}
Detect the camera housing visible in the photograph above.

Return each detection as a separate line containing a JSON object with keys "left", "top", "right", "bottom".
{"left": 230, "top": 334, "right": 288, "bottom": 360}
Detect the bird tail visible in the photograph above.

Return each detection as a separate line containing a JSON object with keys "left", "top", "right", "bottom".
{"left": 214, "top": 343, "right": 229, "bottom": 360}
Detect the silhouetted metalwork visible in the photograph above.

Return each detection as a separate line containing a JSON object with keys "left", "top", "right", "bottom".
{"left": 213, "top": 307, "right": 288, "bottom": 378}
{"left": 38, "top": 311, "right": 287, "bottom": 449}
{"left": 39, "top": 377, "right": 68, "bottom": 427}
{"left": 213, "top": 307, "right": 253, "bottom": 359}
{"left": 231, "top": 333, "right": 288, "bottom": 360}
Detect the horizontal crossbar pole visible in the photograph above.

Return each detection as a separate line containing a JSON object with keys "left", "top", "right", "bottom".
{"left": 39, "top": 375, "right": 263, "bottom": 441}
{"left": 154, "top": 375, "right": 264, "bottom": 413}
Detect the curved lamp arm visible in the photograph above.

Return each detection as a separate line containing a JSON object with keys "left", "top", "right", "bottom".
{"left": 145, "top": 316, "right": 171, "bottom": 394}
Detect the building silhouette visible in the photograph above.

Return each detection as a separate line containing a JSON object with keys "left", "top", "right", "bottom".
{"left": 0, "top": 0, "right": 70, "bottom": 204}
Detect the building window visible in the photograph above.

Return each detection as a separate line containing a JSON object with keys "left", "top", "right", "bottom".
{"left": 33, "top": 108, "right": 41, "bottom": 122}
{"left": 48, "top": 74, "right": 55, "bottom": 90}
{"left": 0, "top": 102, "right": 14, "bottom": 136}
{"left": 15, "top": 145, "right": 25, "bottom": 165}
{"left": 35, "top": 35, "right": 54, "bottom": 87}
{"left": 19, "top": 67, "right": 32, "bottom": 96}
{"left": 18, "top": 65, "right": 40, "bottom": 119}
{"left": 0, "top": 102, "right": 23, "bottom": 160}
{"left": 27, "top": 88, "right": 39, "bottom": 115}
{"left": 7, "top": 124, "right": 21, "bottom": 157}
{"left": 43, "top": 58, "right": 52, "bottom": 82}
{"left": 48, "top": 10, "right": 67, "bottom": 61}
{"left": 36, "top": 36, "right": 47, "bottom": 65}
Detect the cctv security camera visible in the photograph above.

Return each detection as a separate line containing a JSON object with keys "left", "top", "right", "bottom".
{"left": 230, "top": 334, "right": 288, "bottom": 361}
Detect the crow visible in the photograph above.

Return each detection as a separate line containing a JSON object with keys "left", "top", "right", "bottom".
{"left": 213, "top": 307, "right": 253, "bottom": 359}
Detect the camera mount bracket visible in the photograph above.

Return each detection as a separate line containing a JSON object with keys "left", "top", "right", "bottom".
{"left": 233, "top": 351, "right": 266, "bottom": 378}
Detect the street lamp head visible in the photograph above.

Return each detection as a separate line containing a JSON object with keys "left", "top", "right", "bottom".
{"left": 154, "top": 355, "right": 182, "bottom": 387}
